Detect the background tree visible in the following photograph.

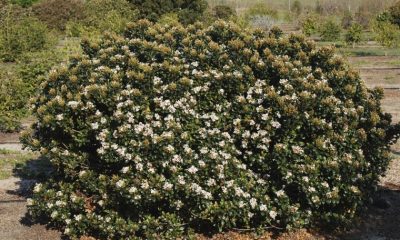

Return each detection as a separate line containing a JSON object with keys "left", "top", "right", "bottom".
{"left": 299, "top": 14, "right": 319, "bottom": 37}
{"left": 354, "top": 6, "right": 372, "bottom": 29}
{"left": 389, "top": 1, "right": 400, "bottom": 26}
{"left": 129, "top": 0, "right": 208, "bottom": 24}
{"left": 292, "top": 0, "right": 302, "bottom": 16}
{"left": 341, "top": 10, "right": 353, "bottom": 29}
{"left": 32, "top": 0, "right": 86, "bottom": 31}
{"left": 345, "top": 23, "right": 362, "bottom": 48}
{"left": 213, "top": 5, "right": 236, "bottom": 20}
{"left": 372, "top": 20, "right": 400, "bottom": 55}
{"left": 320, "top": 19, "right": 341, "bottom": 41}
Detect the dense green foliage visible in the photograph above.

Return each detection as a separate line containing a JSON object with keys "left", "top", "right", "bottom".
{"left": 372, "top": 20, "right": 400, "bottom": 50}
{"left": 341, "top": 11, "right": 354, "bottom": 29}
{"left": 300, "top": 14, "right": 319, "bottom": 37}
{"left": 10, "top": 0, "right": 39, "bottom": 7}
{"left": 320, "top": 19, "right": 341, "bottom": 41}
{"left": 66, "top": 0, "right": 139, "bottom": 37}
{"left": 213, "top": 5, "right": 236, "bottom": 20}
{"left": 129, "top": 0, "right": 208, "bottom": 24}
{"left": 0, "top": 4, "right": 50, "bottom": 61}
{"left": 32, "top": 0, "right": 86, "bottom": 31}
{"left": 345, "top": 23, "right": 363, "bottom": 48}
{"left": 389, "top": 1, "right": 400, "bottom": 26}
{"left": 0, "top": 49, "right": 67, "bottom": 131}
{"left": 0, "top": 72, "right": 26, "bottom": 132}
{"left": 23, "top": 20, "right": 399, "bottom": 239}
{"left": 244, "top": 3, "right": 278, "bottom": 20}
{"left": 292, "top": 0, "right": 302, "bottom": 16}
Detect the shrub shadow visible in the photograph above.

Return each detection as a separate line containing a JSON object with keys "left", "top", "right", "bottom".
{"left": 334, "top": 185, "right": 400, "bottom": 240}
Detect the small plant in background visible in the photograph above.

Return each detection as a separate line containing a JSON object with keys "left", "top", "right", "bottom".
{"left": 157, "top": 12, "right": 180, "bottom": 26}
{"left": 299, "top": 14, "right": 319, "bottom": 37}
{"left": 244, "top": 3, "right": 278, "bottom": 31}
{"left": 345, "top": 23, "right": 363, "bottom": 48}
{"left": 249, "top": 15, "right": 276, "bottom": 32}
{"left": 128, "top": 0, "right": 208, "bottom": 24}
{"left": 315, "top": 0, "right": 323, "bottom": 15}
{"left": 354, "top": 6, "right": 372, "bottom": 29}
{"left": 10, "top": 0, "right": 39, "bottom": 7}
{"left": 213, "top": 5, "right": 236, "bottom": 20}
{"left": 65, "top": 0, "right": 138, "bottom": 38}
{"left": 341, "top": 10, "right": 354, "bottom": 29}
{"left": 244, "top": 3, "right": 278, "bottom": 21}
{"left": 389, "top": 1, "right": 400, "bottom": 27}
{"left": 292, "top": 0, "right": 302, "bottom": 16}
{"left": 320, "top": 19, "right": 341, "bottom": 41}
{"left": 32, "top": 0, "right": 86, "bottom": 31}
{"left": 0, "top": 4, "right": 50, "bottom": 62}
{"left": 0, "top": 72, "right": 27, "bottom": 132}
{"left": 372, "top": 20, "right": 400, "bottom": 55}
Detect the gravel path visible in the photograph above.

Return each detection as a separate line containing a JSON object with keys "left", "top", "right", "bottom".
{"left": 0, "top": 143, "right": 25, "bottom": 152}
{"left": 0, "top": 178, "right": 61, "bottom": 240}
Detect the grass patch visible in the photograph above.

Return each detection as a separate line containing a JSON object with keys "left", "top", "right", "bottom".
{"left": 0, "top": 149, "right": 52, "bottom": 180}
{"left": 339, "top": 47, "right": 400, "bottom": 57}
{"left": 0, "top": 149, "right": 37, "bottom": 179}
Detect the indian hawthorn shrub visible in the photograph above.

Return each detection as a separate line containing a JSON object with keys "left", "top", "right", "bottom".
{"left": 23, "top": 20, "right": 399, "bottom": 239}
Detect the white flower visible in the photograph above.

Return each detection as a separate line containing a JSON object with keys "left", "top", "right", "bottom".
{"left": 141, "top": 181, "right": 149, "bottom": 189}
{"left": 74, "top": 214, "right": 83, "bottom": 221}
{"left": 33, "top": 183, "right": 42, "bottom": 193}
{"left": 116, "top": 180, "right": 125, "bottom": 188}
{"left": 276, "top": 190, "right": 285, "bottom": 197}
{"left": 98, "top": 200, "right": 104, "bottom": 206}
{"left": 250, "top": 198, "right": 257, "bottom": 209}
{"left": 271, "top": 121, "right": 281, "bottom": 129}
{"left": 260, "top": 204, "right": 267, "bottom": 211}
{"left": 292, "top": 145, "right": 304, "bottom": 154}
{"left": 64, "top": 228, "right": 70, "bottom": 234}
{"left": 129, "top": 186, "right": 137, "bottom": 193}
{"left": 27, "top": 198, "right": 34, "bottom": 206}
{"left": 269, "top": 210, "right": 277, "bottom": 219}
{"left": 56, "top": 114, "right": 63, "bottom": 121}
{"left": 121, "top": 166, "right": 130, "bottom": 173}
{"left": 191, "top": 61, "right": 199, "bottom": 67}
{"left": 136, "top": 163, "right": 143, "bottom": 171}
{"left": 178, "top": 176, "right": 186, "bottom": 185}
{"left": 207, "top": 178, "right": 216, "bottom": 186}
{"left": 67, "top": 101, "right": 79, "bottom": 109}
{"left": 91, "top": 122, "right": 99, "bottom": 130}
{"left": 79, "top": 170, "right": 87, "bottom": 177}
{"left": 261, "top": 114, "right": 269, "bottom": 120}
{"left": 187, "top": 166, "right": 198, "bottom": 174}
{"left": 51, "top": 211, "right": 58, "bottom": 218}
{"left": 279, "top": 79, "right": 288, "bottom": 85}
{"left": 163, "top": 182, "right": 173, "bottom": 190}
{"left": 176, "top": 200, "right": 183, "bottom": 209}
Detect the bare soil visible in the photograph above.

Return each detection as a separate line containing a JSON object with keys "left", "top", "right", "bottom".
{"left": 0, "top": 178, "right": 61, "bottom": 240}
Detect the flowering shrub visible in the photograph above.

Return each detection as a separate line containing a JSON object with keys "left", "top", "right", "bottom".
{"left": 23, "top": 20, "right": 399, "bottom": 239}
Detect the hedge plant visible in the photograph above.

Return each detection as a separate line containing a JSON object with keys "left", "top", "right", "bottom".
{"left": 23, "top": 20, "right": 399, "bottom": 239}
